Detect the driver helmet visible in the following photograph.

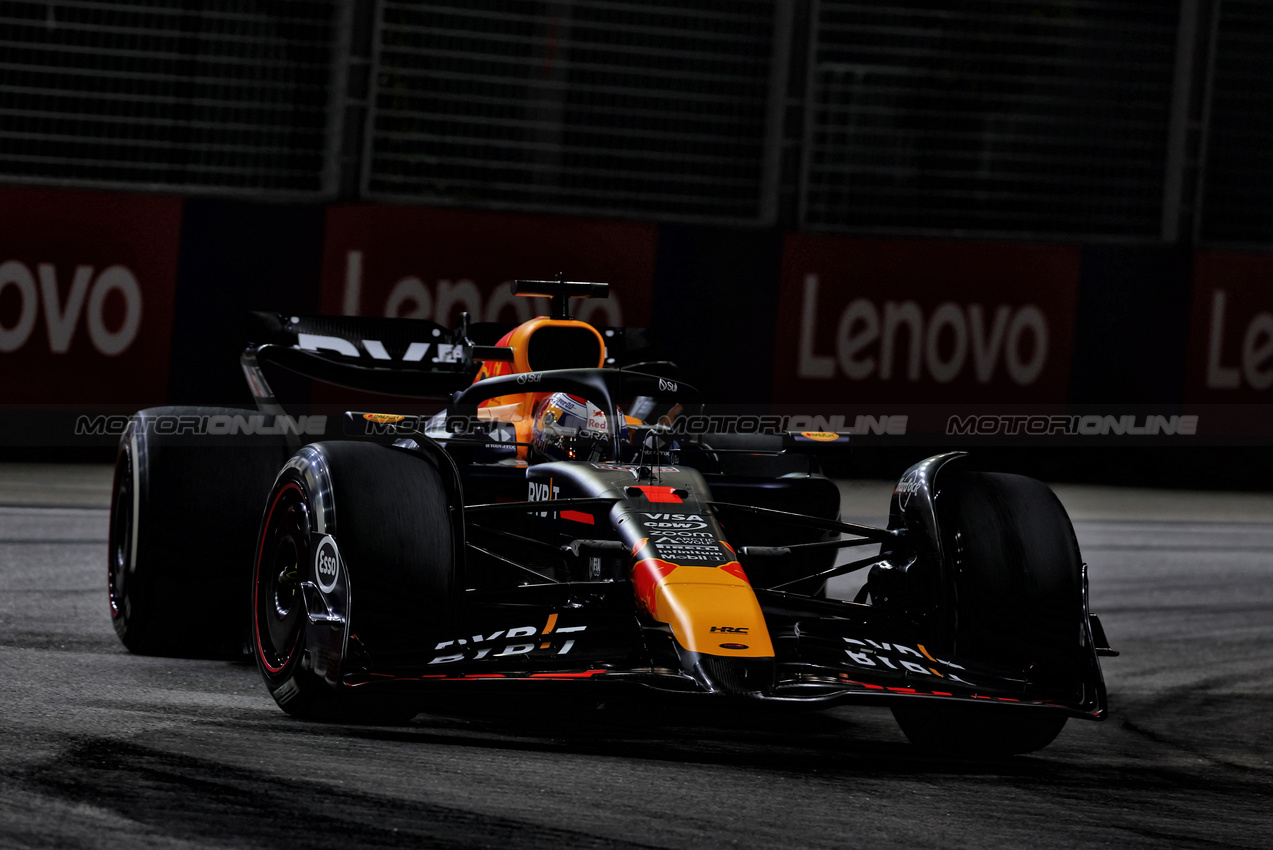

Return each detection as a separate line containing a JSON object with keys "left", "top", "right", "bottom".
{"left": 530, "top": 392, "right": 627, "bottom": 463}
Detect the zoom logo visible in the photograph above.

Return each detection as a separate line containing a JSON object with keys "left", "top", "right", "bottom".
{"left": 314, "top": 535, "right": 341, "bottom": 594}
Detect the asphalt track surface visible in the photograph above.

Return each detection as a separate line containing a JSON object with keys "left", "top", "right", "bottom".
{"left": 1, "top": 464, "right": 1271, "bottom": 849}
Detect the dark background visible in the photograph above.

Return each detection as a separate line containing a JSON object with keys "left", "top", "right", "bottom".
{"left": 1, "top": 1, "right": 1270, "bottom": 486}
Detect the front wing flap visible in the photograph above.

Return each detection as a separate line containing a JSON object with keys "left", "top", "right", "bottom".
{"left": 760, "top": 597, "right": 1105, "bottom": 718}
{"left": 340, "top": 583, "right": 652, "bottom": 689}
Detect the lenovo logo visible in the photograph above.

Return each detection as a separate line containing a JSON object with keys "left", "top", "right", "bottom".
{"left": 1203, "top": 290, "right": 1273, "bottom": 391}
{"left": 0, "top": 260, "right": 143, "bottom": 356}
{"left": 797, "top": 274, "right": 1049, "bottom": 386}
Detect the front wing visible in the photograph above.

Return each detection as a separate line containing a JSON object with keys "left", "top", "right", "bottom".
{"left": 330, "top": 580, "right": 1106, "bottom": 720}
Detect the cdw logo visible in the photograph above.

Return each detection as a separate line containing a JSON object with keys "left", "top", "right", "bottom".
{"left": 0, "top": 261, "right": 142, "bottom": 355}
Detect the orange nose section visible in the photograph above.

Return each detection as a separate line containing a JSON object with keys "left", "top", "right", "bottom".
{"left": 632, "top": 558, "right": 774, "bottom": 658}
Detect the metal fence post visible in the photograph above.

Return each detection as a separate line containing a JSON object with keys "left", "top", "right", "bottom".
{"left": 1190, "top": 1, "right": 1222, "bottom": 245}
{"left": 358, "top": 0, "right": 388, "bottom": 202}
{"left": 761, "top": 0, "right": 795, "bottom": 227}
{"left": 1161, "top": 0, "right": 1220, "bottom": 244}
{"left": 796, "top": 0, "right": 821, "bottom": 232}
{"left": 323, "top": 0, "right": 356, "bottom": 198}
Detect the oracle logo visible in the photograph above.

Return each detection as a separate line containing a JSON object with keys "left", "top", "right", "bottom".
{"left": 0, "top": 260, "right": 142, "bottom": 356}
{"left": 894, "top": 470, "right": 923, "bottom": 509}
{"left": 797, "top": 274, "right": 1049, "bottom": 386}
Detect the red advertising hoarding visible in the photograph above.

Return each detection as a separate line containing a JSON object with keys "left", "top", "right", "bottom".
{"left": 1184, "top": 251, "right": 1273, "bottom": 403}
{"left": 320, "top": 205, "right": 657, "bottom": 329}
{"left": 1180, "top": 250, "right": 1273, "bottom": 438}
{"left": 771, "top": 235, "right": 1081, "bottom": 405}
{"left": 0, "top": 187, "right": 182, "bottom": 406}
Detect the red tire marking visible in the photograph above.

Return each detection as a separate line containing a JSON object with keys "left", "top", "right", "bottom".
{"left": 254, "top": 482, "right": 306, "bottom": 675}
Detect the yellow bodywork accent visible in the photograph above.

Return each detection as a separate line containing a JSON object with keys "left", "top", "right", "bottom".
{"left": 649, "top": 566, "right": 774, "bottom": 658}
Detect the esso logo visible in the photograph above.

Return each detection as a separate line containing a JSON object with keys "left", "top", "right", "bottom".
{"left": 314, "top": 536, "right": 341, "bottom": 593}
{"left": 0, "top": 260, "right": 143, "bottom": 356}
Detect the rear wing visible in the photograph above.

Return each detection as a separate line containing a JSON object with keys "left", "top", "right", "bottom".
{"left": 244, "top": 312, "right": 477, "bottom": 400}
{"left": 240, "top": 311, "right": 638, "bottom": 403}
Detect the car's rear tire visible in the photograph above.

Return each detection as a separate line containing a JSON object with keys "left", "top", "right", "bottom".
{"left": 252, "top": 441, "right": 458, "bottom": 723}
{"left": 891, "top": 472, "right": 1082, "bottom": 756}
{"left": 107, "top": 407, "right": 291, "bottom": 657}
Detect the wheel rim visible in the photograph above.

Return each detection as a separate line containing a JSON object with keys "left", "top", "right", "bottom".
{"left": 107, "top": 448, "right": 133, "bottom": 620}
{"left": 254, "top": 482, "right": 311, "bottom": 675}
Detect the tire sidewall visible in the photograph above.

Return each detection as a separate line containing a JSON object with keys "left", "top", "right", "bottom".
{"left": 107, "top": 406, "right": 291, "bottom": 658}
{"left": 252, "top": 470, "right": 318, "bottom": 704}
{"left": 108, "top": 433, "right": 146, "bottom": 647}
{"left": 935, "top": 472, "right": 1084, "bottom": 673}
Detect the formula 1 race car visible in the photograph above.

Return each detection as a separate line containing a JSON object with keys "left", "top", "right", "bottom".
{"left": 107, "top": 279, "right": 1116, "bottom": 755}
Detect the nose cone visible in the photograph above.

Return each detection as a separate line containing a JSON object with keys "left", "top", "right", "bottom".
{"left": 651, "top": 581, "right": 774, "bottom": 658}
{"left": 632, "top": 557, "right": 776, "bottom": 693}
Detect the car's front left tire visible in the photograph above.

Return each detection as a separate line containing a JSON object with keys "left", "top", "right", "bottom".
{"left": 252, "top": 441, "right": 459, "bottom": 723}
{"left": 890, "top": 471, "right": 1084, "bottom": 756}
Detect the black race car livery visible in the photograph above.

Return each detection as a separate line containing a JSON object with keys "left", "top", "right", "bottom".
{"left": 108, "top": 279, "right": 1116, "bottom": 755}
